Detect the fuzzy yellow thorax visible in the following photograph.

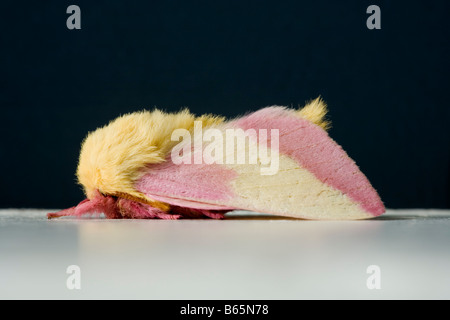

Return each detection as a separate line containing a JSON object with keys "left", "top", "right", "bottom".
{"left": 76, "top": 109, "right": 224, "bottom": 208}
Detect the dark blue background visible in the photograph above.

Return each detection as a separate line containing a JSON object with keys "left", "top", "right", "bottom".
{"left": 1, "top": 1, "right": 449, "bottom": 209}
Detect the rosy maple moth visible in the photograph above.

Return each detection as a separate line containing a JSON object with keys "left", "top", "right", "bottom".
{"left": 48, "top": 97, "right": 385, "bottom": 220}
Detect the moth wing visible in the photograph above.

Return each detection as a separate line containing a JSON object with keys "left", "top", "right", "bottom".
{"left": 136, "top": 107, "right": 385, "bottom": 220}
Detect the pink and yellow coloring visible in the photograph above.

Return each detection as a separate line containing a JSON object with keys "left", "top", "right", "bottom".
{"left": 48, "top": 98, "right": 385, "bottom": 220}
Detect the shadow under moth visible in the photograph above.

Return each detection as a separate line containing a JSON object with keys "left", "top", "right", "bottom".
{"left": 48, "top": 97, "right": 385, "bottom": 220}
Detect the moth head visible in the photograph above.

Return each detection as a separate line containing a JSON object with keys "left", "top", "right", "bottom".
{"left": 75, "top": 109, "right": 191, "bottom": 200}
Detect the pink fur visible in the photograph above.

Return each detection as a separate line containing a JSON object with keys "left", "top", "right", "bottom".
{"left": 235, "top": 107, "right": 385, "bottom": 216}
{"left": 169, "top": 206, "right": 228, "bottom": 219}
{"left": 47, "top": 190, "right": 227, "bottom": 220}
{"left": 47, "top": 193, "right": 121, "bottom": 219}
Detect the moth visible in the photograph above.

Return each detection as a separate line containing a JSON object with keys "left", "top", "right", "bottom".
{"left": 48, "top": 97, "right": 385, "bottom": 220}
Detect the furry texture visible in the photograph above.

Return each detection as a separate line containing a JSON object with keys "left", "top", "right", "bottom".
{"left": 48, "top": 97, "right": 385, "bottom": 220}
{"left": 297, "top": 96, "right": 330, "bottom": 130}
{"left": 48, "top": 190, "right": 228, "bottom": 219}
{"left": 76, "top": 109, "right": 224, "bottom": 210}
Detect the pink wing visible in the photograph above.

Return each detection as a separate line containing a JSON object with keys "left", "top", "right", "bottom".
{"left": 135, "top": 107, "right": 385, "bottom": 220}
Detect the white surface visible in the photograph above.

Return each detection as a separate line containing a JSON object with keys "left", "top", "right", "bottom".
{"left": 0, "top": 209, "right": 449, "bottom": 299}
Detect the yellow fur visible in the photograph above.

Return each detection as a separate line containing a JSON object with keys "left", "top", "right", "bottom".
{"left": 76, "top": 97, "right": 329, "bottom": 210}
{"left": 76, "top": 109, "right": 224, "bottom": 208}
{"left": 297, "top": 96, "right": 330, "bottom": 130}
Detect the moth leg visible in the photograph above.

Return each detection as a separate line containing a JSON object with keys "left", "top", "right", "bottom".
{"left": 117, "top": 198, "right": 181, "bottom": 219}
{"left": 169, "top": 206, "right": 230, "bottom": 219}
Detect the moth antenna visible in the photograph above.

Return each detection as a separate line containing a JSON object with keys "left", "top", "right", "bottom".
{"left": 47, "top": 199, "right": 90, "bottom": 219}
{"left": 47, "top": 190, "right": 121, "bottom": 219}
{"left": 47, "top": 207, "right": 76, "bottom": 219}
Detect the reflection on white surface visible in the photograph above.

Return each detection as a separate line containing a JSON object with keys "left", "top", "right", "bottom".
{"left": 0, "top": 209, "right": 449, "bottom": 299}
